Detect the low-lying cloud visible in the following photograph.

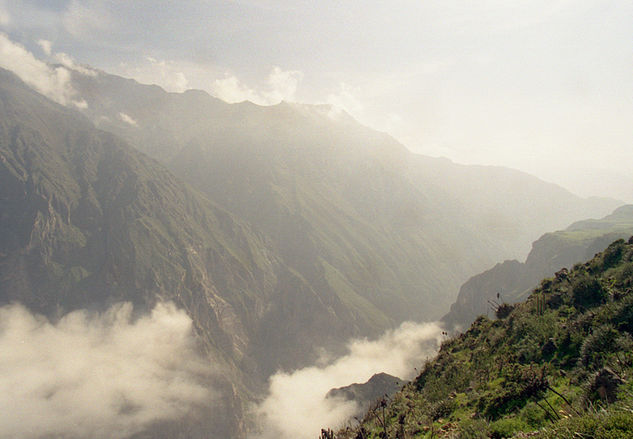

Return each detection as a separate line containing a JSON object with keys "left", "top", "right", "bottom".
{"left": 119, "top": 111, "right": 138, "bottom": 126}
{"left": 0, "top": 302, "right": 212, "bottom": 439}
{"left": 253, "top": 321, "right": 443, "bottom": 439}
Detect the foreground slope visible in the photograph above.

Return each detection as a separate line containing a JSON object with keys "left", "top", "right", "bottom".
{"left": 444, "top": 205, "right": 633, "bottom": 329}
{"left": 70, "top": 69, "right": 619, "bottom": 324}
{"left": 336, "top": 237, "right": 633, "bottom": 438}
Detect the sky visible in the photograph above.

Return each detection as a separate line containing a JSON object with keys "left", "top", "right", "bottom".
{"left": 1, "top": 0, "right": 632, "bottom": 201}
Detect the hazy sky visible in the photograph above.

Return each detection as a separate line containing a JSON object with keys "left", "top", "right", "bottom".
{"left": 2, "top": 0, "right": 632, "bottom": 201}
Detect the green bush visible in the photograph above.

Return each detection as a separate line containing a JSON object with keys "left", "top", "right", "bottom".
{"left": 615, "top": 262, "right": 633, "bottom": 288}
{"left": 520, "top": 402, "right": 548, "bottom": 428}
{"left": 489, "top": 417, "right": 530, "bottom": 439}
{"left": 516, "top": 336, "right": 541, "bottom": 364}
{"left": 572, "top": 275, "right": 606, "bottom": 308}
{"left": 611, "top": 295, "right": 633, "bottom": 334}
{"left": 496, "top": 303, "right": 514, "bottom": 319}
{"left": 603, "top": 240, "right": 626, "bottom": 269}
{"left": 429, "top": 398, "right": 457, "bottom": 420}
{"left": 580, "top": 325, "right": 619, "bottom": 368}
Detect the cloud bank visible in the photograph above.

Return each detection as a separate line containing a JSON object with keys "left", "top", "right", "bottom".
{"left": 0, "top": 302, "right": 212, "bottom": 439}
{"left": 253, "top": 321, "right": 443, "bottom": 439}
{"left": 0, "top": 33, "right": 90, "bottom": 107}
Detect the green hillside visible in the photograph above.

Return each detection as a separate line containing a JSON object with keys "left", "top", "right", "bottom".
{"left": 444, "top": 205, "right": 633, "bottom": 329}
{"left": 334, "top": 237, "right": 633, "bottom": 439}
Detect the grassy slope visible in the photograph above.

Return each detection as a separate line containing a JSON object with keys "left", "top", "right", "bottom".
{"left": 336, "top": 238, "right": 633, "bottom": 439}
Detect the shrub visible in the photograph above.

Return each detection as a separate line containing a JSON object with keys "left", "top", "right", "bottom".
{"left": 496, "top": 303, "right": 514, "bottom": 319}
{"left": 516, "top": 336, "right": 541, "bottom": 364}
{"left": 429, "top": 398, "right": 457, "bottom": 421}
{"left": 480, "top": 366, "right": 548, "bottom": 419}
{"left": 572, "top": 275, "right": 606, "bottom": 308}
{"left": 603, "top": 240, "right": 626, "bottom": 269}
{"left": 580, "top": 325, "right": 619, "bottom": 368}
{"left": 584, "top": 367, "right": 624, "bottom": 405}
{"left": 611, "top": 295, "right": 633, "bottom": 334}
{"left": 520, "top": 402, "right": 548, "bottom": 428}
{"left": 489, "top": 417, "right": 530, "bottom": 439}
{"left": 615, "top": 262, "right": 633, "bottom": 288}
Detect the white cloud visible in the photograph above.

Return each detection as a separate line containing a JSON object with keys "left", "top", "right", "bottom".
{"left": 212, "top": 66, "right": 303, "bottom": 105}
{"left": 119, "top": 112, "right": 138, "bottom": 126}
{"left": 265, "top": 66, "right": 303, "bottom": 102}
{"left": 73, "top": 99, "right": 88, "bottom": 109}
{"left": 112, "top": 59, "right": 301, "bottom": 106}
{"left": 0, "top": 33, "right": 93, "bottom": 108}
{"left": 0, "top": 302, "right": 212, "bottom": 439}
{"left": 253, "top": 321, "right": 443, "bottom": 439}
{"left": 37, "top": 39, "right": 52, "bottom": 56}
{"left": 0, "top": 33, "right": 77, "bottom": 106}
{"left": 213, "top": 74, "right": 262, "bottom": 104}
{"left": 53, "top": 51, "right": 97, "bottom": 76}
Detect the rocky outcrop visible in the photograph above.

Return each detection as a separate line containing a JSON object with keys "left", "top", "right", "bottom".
{"left": 326, "top": 373, "right": 404, "bottom": 416}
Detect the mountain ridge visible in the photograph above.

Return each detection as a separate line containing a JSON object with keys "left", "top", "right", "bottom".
{"left": 68, "top": 68, "right": 621, "bottom": 325}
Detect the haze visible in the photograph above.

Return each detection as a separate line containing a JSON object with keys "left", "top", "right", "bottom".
{"left": 1, "top": 0, "right": 631, "bottom": 201}
{"left": 1, "top": 3, "right": 633, "bottom": 438}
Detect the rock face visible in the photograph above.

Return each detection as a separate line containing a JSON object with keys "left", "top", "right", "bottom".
{"left": 326, "top": 373, "right": 404, "bottom": 414}
{"left": 443, "top": 205, "right": 633, "bottom": 330}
